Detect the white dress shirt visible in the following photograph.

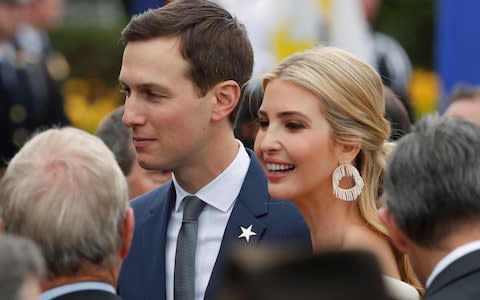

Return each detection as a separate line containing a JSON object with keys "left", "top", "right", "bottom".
{"left": 165, "top": 141, "right": 251, "bottom": 300}
{"left": 40, "top": 282, "right": 116, "bottom": 300}
{"left": 426, "top": 240, "right": 480, "bottom": 288}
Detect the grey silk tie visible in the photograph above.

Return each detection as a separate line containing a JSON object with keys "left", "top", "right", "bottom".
{"left": 174, "top": 195, "right": 206, "bottom": 300}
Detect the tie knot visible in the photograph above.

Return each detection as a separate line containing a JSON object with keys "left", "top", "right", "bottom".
{"left": 182, "top": 195, "right": 205, "bottom": 221}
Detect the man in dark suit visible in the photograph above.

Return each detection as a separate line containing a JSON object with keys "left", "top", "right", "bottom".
{"left": 0, "top": 0, "right": 30, "bottom": 170}
{"left": 0, "top": 0, "right": 70, "bottom": 170}
{"left": 0, "top": 127, "right": 134, "bottom": 300}
{"left": 379, "top": 115, "right": 480, "bottom": 299}
{"left": 118, "top": 1, "right": 311, "bottom": 299}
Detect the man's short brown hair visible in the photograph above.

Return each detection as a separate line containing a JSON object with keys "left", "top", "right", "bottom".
{"left": 121, "top": 0, "right": 254, "bottom": 124}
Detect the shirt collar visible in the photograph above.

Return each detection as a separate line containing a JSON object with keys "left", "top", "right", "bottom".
{"left": 0, "top": 43, "right": 15, "bottom": 62}
{"left": 172, "top": 140, "right": 250, "bottom": 213}
{"left": 41, "top": 282, "right": 116, "bottom": 300}
{"left": 426, "top": 240, "right": 480, "bottom": 287}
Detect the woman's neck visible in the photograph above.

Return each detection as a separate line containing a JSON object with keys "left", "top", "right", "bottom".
{"left": 294, "top": 189, "right": 363, "bottom": 252}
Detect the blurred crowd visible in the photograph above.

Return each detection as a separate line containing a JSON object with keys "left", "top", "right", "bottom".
{"left": 0, "top": 0, "right": 69, "bottom": 171}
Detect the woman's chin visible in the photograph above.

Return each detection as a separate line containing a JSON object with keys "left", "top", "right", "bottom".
{"left": 268, "top": 186, "right": 292, "bottom": 201}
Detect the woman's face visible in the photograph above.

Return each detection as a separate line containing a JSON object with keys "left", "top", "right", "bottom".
{"left": 254, "top": 78, "right": 340, "bottom": 200}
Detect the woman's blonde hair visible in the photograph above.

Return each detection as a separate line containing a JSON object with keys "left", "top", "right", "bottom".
{"left": 263, "top": 46, "right": 422, "bottom": 292}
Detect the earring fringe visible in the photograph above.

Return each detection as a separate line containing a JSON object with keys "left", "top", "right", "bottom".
{"left": 332, "top": 164, "right": 364, "bottom": 201}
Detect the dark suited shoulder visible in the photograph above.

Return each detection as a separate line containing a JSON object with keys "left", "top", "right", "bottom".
{"left": 128, "top": 180, "right": 173, "bottom": 227}
{"left": 262, "top": 197, "right": 311, "bottom": 248}
{"left": 203, "top": 151, "right": 311, "bottom": 299}
{"left": 118, "top": 181, "right": 174, "bottom": 300}
{"left": 120, "top": 150, "right": 311, "bottom": 300}
{"left": 425, "top": 250, "right": 480, "bottom": 300}
{"left": 52, "top": 289, "right": 121, "bottom": 300}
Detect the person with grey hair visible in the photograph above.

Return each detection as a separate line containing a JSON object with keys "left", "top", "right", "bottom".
{"left": 0, "top": 234, "right": 45, "bottom": 300}
{"left": 379, "top": 115, "right": 480, "bottom": 299}
{"left": 0, "top": 127, "right": 134, "bottom": 300}
{"left": 444, "top": 85, "right": 480, "bottom": 124}
{"left": 96, "top": 106, "right": 171, "bottom": 199}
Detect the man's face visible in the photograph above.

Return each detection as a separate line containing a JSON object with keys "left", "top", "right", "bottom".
{"left": 445, "top": 98, "right": 480, "bottom": 124}
{"left": 0, "top": 4, "right": 26, "bottom": 41}
{"left": 30, "top": 0, "right": 65, "bottom": 29}
{"left": 119, "top": 37, "right": 215, "bottom": 172}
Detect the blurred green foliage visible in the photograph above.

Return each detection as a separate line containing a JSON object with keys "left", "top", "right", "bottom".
{"left": 49, "top": 25, "right": 126, "bottom": 87}
{"left": 45, "top": 1, "right": 437, "bottom": 129}
{"left": 50, "top": 1, "right": 436, "bottom": 87}
{"left": 48, "top": 23, "right": 127, "bottom": 132}
{"left": 375, "top": 0, "right": 435, "bottom": 69}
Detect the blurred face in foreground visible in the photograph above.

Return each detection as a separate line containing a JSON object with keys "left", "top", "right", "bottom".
{"left": 0, "top": 4, "right": 26, "bottom": 41}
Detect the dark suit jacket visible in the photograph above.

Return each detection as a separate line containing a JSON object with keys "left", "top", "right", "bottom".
{"left": 424, "top": 249, "right": 480, "bottom": 300}
{"left": 51, "top": 290, "right": 120, "bottom": 300}
{"left": 118, "top": 150, "right": 311, "bottom": 300}
{"left": 0, "top": 38, "right": 69, "bottom": 167}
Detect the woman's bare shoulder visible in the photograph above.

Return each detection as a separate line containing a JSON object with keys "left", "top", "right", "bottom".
{"left": 343, "top": 225, "right": 400, "bottom": 278}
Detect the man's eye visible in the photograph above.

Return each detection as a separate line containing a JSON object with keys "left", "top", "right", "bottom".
{"left": 120, "top": 88, "right": 130, "bottom": 97}
{"left": 255, "top": 119, "right": 269, "bottom": 128}
{"left": 145, "top": 91, "right": 165, "bottom": 99}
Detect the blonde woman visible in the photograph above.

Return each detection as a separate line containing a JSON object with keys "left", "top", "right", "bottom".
{"left": 254, "top": 47, "right": 422, "bottom": 299}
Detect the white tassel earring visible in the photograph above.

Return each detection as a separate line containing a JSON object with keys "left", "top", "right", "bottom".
{"left": 332, "top": 164, "right": 364, "bottom": 201}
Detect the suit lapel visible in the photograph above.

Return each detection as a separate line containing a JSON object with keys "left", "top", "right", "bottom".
{"left": 205, "top": 151, "right": 268, "bottom": 299}
{"left": 426, "top": 249, "right": 480, "bottom": 297}
{"left": 140, "top": 183, "right": 176, "bottom": 300}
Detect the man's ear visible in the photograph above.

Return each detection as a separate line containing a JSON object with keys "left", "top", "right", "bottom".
{"left": 120, "top": 208, "right": 134, "bottom": 260}
{"left": 211, "top": 80, "right": 240, "bottom": 122}
{"left": 378, "top": 208, "right": 409, "bottom": 253}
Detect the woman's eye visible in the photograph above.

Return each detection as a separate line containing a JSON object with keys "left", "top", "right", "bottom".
{"left": 286, "top": 121, "right": 305, "bottom": 130}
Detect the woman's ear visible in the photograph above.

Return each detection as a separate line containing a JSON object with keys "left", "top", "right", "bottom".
{"left": 334, "top": 142, "right": 361, "bottom": 164}
{"left": 211, "top": 80, "right": 240, "bottom": 122}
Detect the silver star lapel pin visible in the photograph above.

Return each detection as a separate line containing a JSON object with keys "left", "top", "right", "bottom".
{"left": 238, "top": 225, "right": 256, "bottom": 242}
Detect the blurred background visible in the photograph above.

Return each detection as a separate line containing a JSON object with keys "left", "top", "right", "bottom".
{"left": 49, "top": 0, "right": 127, "bottom": 133}
{"left": 44, "top": 0, "right": 472, "bottom": 132}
